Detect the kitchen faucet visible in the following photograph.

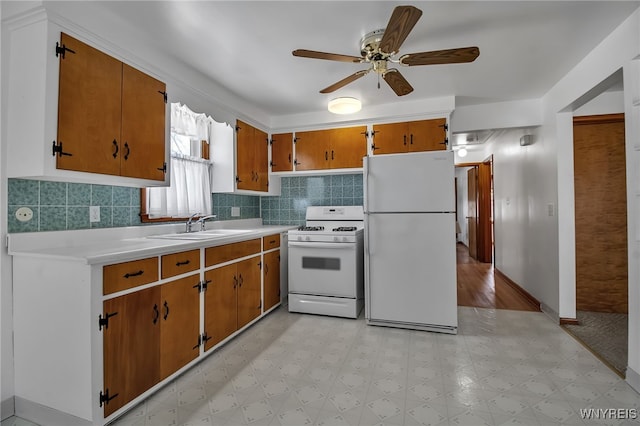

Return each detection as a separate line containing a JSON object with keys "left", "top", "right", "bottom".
{"left": 185, "top": 213, "right": 201, "bottom": 233}
{"left": 197, "top": 214, "right": 217, "bottom": 231}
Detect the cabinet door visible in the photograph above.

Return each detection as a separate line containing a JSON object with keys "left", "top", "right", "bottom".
{"left": 237, "top": 256, "right": 262, "bottom": 328}
{"left": 330, "top": 126, "right": 368, "bottom": 169}
{"left": 271, "top": 133, "right": 293, "bottom": 172}
{"left": 263, "top": 250, "right": 281, "bottom": 311}
{"left": 295, "top": 130, "right": 330, "bottom": 170}
{"left": 160, "top": 274, "right": 200, "bottom": 379}
{"left": 121, "top": 64, "right": 167, "bottom": 180}
{"left": 57, "top": 33, "right": 122, "bottom": 176}
{"left": 406, "top": 118, "right": 447, "bottom": 152}
{"left": 371, "top": 122, "right": 408, "bottom": 155}
{"left": 236, "top": 120, "right": 255, "bottom": 190}
{"left": 254, "top": 127, "right": 269, "bottom": 192}
{"left": 103, "top": 286, "right": 160, "bottom": 417}
{"left": 204, "top": 264, "right": 238, "bottom": 350}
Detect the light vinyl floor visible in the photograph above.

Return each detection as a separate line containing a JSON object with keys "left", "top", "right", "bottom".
{"left": 101, "top": 306, "right": 640, "bottom": 426}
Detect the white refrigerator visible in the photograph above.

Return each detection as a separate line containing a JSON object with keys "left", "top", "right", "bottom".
{"left": 364, "top": 150, "right": 458, "bottom": 334}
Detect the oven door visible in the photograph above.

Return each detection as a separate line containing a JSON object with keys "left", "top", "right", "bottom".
{"left": 288, "top": 241, "right": 357, "bottom": 298}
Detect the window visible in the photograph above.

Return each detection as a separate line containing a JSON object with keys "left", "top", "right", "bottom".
{"left": 140, "top": 103, "right": 214, "bottom": 222}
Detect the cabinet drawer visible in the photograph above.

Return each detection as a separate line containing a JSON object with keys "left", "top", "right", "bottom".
{"left": 103, "top": 257, "right": 159, "bottom": 295}
{"left": 205, "top": 239, "right": 261, "bottom": 266}
{"left": 161, "top": 249, "right": 200, "bottom": 279}
{"left": 263, "top": 234, "right": 280, "bottom": 250}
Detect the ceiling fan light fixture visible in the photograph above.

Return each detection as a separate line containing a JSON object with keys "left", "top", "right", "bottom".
{"left": 328, "top": 97, "right": 362, "bottom": 114}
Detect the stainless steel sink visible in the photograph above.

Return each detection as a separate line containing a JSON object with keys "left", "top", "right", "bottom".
{"left": 148, "top": 229, "right": 252, "bottom": 240}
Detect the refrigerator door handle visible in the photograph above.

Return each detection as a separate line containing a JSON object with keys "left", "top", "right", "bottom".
{"left": 363, "top": 158, "right": 369, "bottom": 213}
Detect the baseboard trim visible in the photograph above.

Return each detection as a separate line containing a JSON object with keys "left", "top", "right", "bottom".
{"left": 1, "top": 397, "right": 15, "bottom": 421}
{"left": 626, "top": 366, "right": 640, "bottom": 392}
{"left": 494, "top": 268, "right": 541, "bottom": 311}
{"left": 15, "top": 396, "right": 91, "bottom": 426}
{"left": 560, "top": 317, "right": 580, "bottom": 325}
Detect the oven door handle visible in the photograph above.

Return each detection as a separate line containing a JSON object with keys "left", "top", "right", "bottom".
{"left": 289, "top": 241, "right": 356, "bottom": 250}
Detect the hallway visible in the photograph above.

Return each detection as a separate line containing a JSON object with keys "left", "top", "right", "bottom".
{"left": 456, "top": 243, "right": 540, "bottom": 312}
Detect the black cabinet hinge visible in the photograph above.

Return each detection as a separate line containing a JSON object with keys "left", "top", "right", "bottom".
{"left": 293, "top": 137, "right": 298, "bottom": 144}
{"left": 52, "top": 141, "right": 72, "bottom": 157}
{"left": 98, "top": 312, "right": 118, "bottom": 331}
{"left": 193, "top": 280, "right": 211, "bottom": 293}
{"left": 157, "top": 162, "right": 167, "bottom": 173}
{"left": 55, "top": 42, "right": 75, "bottom": 59}
{"left": 439, "top": 123, "right": 449, "bottom": 132}
{"left": 235, "top": 125, "right": 241, "bottom": 132}
{"left": 99, "top": 389, "right": 118, "bottom": 407}
{"left": 193, "top": 333, "right": 212, "bottom": 349}
{"left": 158, "top": 90, "right": 168, "bottom": 104}
{"left": 441, "top": 137, "right": 449, "bottom": 147}
{"left": 361, "top": 130, "right": 370, "bottom": 138}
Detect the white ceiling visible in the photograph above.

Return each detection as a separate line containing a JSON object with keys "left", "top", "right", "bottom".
{"left": 40, "top": 1, "right": 640, "bottom": 119}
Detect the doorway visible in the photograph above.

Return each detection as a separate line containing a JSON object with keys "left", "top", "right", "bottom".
{"left": 565, "top": 113, "right": 628, "bottom": 376}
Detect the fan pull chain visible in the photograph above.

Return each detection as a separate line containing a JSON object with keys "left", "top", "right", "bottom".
{"left": 377, "top": 73, "right": 381, "bottom": 89}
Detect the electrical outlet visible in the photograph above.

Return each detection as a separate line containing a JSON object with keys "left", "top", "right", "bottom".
{"left": 90, "top": 206, "right": 101, "bottom": 223}
{"left": 547, "top": 203, "right": 555, "bottom": 217}
{"left": 15, "top": 207, "right": 33, "bottom": 222}
{"left": 231, "top": 206, "right": 240, "bottom": 217}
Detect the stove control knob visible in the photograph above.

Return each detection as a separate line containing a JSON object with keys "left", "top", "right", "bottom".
{"left": 334, "top": 236, "right": 339, "bottom": 242}
{"left": 343, "top": 237, "right": 348, "bottom": 242}
{"left": 305, "top": 236, "right": 311, "bottom": 241}
{"left": 297, "top": 236, "right": 302, "bottom": 241}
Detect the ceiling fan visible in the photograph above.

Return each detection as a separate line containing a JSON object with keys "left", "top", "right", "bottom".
{"left": 292, "top": 5, "right": 480, "bottom": 96}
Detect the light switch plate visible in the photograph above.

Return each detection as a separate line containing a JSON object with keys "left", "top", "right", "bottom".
{"left": 90, "top": 206, "right": 101, "bottom": 223}
{"left": 231, "top": 206, "right": 240, "bottom": 217}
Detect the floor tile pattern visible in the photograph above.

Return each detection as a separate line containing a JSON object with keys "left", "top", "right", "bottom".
{"left": 4, "top": 307, "right": 639, "bottom": 426}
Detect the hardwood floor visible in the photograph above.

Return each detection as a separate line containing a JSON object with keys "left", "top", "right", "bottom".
{"left": 456, "top": 243, "right": 540, "bottom": 311}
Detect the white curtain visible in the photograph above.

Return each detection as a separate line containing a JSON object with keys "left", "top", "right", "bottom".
{"left": 147, "top": 103, "right": 213, "bottom": 218}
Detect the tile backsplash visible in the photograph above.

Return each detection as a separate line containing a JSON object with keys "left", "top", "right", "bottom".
{"left": 7, "top": 174, "right": 362, "bottom": 232}
{"left": 261, "top": 174, "right": 363, "bottom": 226}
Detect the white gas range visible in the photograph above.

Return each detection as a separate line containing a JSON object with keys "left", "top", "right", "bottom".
{"left": 288, "top": 206, "right": 364, "bottom": 319}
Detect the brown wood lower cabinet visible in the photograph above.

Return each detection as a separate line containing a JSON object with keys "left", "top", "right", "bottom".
{"left": 102, "top": 274, "right": 200, "bottom": 417}
{"left": 204, "top": 255, "right": 262, "bottom": 351}
{"left": 263, "top": 250, "right": 281, "bottom": 311}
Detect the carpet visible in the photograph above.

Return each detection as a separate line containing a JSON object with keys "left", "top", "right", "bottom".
{"left": 562, "top": 310, "right": 627, "bottom": 376}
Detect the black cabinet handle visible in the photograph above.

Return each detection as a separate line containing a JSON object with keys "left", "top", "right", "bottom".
{"left": 239, "top": 274, "right": 243, "bottom": 287}
{"left": 112, "top": 140, "right": 119, "bottom": 158}
{"left": 123, "top": 270, "right": 144, "bottom": 279}
{"left": 403, "top": 135, "right": 407, "bottom": 145}
{"left": 124, "top": 142, "right": 130, "bottom": 160}
{"left": 325, "top": 151, "right": 328, "bottom": 161}
{"left": 265, "top": 264, "right": 269, "bottom": 274}
{"left": 288, "top": 153, "right": 291, "bottom": 163}
{"left": 331, "top": 150, "right": 334, "bottom": 160}
{"left": 152, "top": 304, "right": 159, "bottom": 324}
{"left": 233, "top": 276, "right": 238, "bottom": 289}
{"left": 410, "top": 134, "right": 413, "bottom": 145}
{"left": 176, "top": 260, "right": 190, "bottom": 267}
{"left": 163, "top": 301, "right": 169, "bottom": 320}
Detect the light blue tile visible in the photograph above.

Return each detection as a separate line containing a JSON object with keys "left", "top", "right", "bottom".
{"left": 8, "top": 205, "right": 39, "bottom": 233}
{"left": 130, "top": 207, "right": 143, "bottom": 226}
{"left": 331, "top": 186, "right": 343, "bottom": 198}
{"left": 92, "top": 185, "right": 113, "bottom": 206}
{"left": 113, "top": 207, "right": 131, "bottom": 227}
{"left": 68, "top": 183, "right": 91, "bottom": 206}
{"left": 67, "top": 207, "right": 90, "bottom": 230}
{"left": 132, "top": 188, "right": 142, "bottom": 207}
{"left": 40, "top": 181, "right": 67, "bottom": 206}
{"left": 8, "top": 179, "right": 39, "bottom": 205}
{"left": 330, "top": 175, "right": 343, "bottom": 187}
{"left": 40, "top": 206, "right": 67, "bottom": 231}
{"left": 113, "top": 187, "right": 132, "bottom": 206}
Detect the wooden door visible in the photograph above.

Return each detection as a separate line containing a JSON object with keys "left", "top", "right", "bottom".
{"left": 371, "top": 122, "right": 407, "bottom": 154}
{"left": 295, "top": 130, "right": 330, "bottom": 170}
{"left": 103, "top": 286, "right": 160, "bottom": 417}
{"left": 121, "top": 64, "right": 166, "bottom": 181}
{"left": 204, "top": 264, "right": 238, "bottom": 350}
{"left": 57, "top": 33, "right": 122, "bottom": 176}
{"left": 467, "top": 167, "right": 478, "bottom": 259}
{"left": 574, "top": 114, "right": 628, "bottom": 313}
{"left": 263, "top": 250, "right": 281, "bottom": 311}
{"left": 406, "top": 118, "right": 447, "bottom": 152}
{"left": 159, "top": 274, "right": 200, "bottom": 379}
{"left": 271, "top": 133, "right": 293, "bottom": 172}
{"left": 254, "top": 127, "right": 269, "bottom": 191}
{"left": 329, "top": 126, "right": 368, "bottom": 169}
{"left": 236, "top": 256, "right": 262, "bottom": 328}
{"left": 477, "top": 161, "right": 493, "bottom": 263}
{"left": 236, "top": 120, "right": 255, "bottom": 190}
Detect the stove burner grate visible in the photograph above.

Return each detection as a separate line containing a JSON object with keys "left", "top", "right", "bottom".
{"left": 332, "top": 226, "right": 357, "bottom": 232}
{"left": 297, "top": 225, "right": 325, "bottom": 231}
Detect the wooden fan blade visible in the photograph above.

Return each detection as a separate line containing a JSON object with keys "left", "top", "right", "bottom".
{"left": 383, "top": 69, "right": 413, "bottom": 96}
{"left": 400, "top": 47, "right": 480, "bottom": 66}
{"left": 293, "top": 49, "right": 363, "bottom": 63}
{"left": 379, "top": 5, "right": 423, "bottom": 54}
{"left": 320, "top": 70, "right": 369, "bottom": 93}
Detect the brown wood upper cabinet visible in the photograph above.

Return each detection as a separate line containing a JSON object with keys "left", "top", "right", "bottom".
{"left": 270, "top": 132, "right": 293, "bottom": 172}
{"left": 295, "top": 126, "right": 367, "bottom": 171}
{"left": 372, "top": 118, "right": 447, "bottom": 154}
{"left": 56, "top": 33, "right": 166, "bottom": 181}
{"left": 236, "top": 120, "right": 269, "bottom": 192}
